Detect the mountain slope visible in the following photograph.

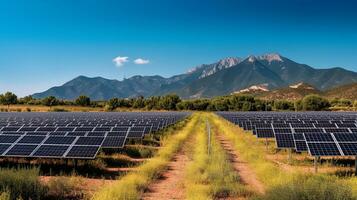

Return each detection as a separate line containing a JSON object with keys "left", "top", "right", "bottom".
{"left": 323, "top": 83, "right": 357, "bottom": 100}
{"left": 257, "top": 83, "right": 321, "bottom": 101}
{"left": 32, "top": 54, "right": 357, "bottom": 100}
{"left": 174, "top": 56, "right": 286, "bottom": 98}
{"left": 32, "top": 75, "right": 167, "bottom": 100}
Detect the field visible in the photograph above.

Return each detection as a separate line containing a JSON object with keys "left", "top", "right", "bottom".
{"left": 0, "top": 112, "right": 356, "bottom": 200}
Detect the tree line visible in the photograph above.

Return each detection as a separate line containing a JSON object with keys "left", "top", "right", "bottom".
{"left": 0, "top": 91, "right": 356, "bottom": 111}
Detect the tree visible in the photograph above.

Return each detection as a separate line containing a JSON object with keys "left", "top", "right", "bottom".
{"left": 106, "top": 98, "right": 119, "bottom": 111}
{"left": 41, "top": 96, "right": 59, "bottom": 109}
{"left": 0, "top": 92, "right": 17, "bottom": 109}
{"left": 159, "top": 94, "right": 181, "bottom": 110}
{"left": 132, "top": 96, "right": 145, "bottom": 109}
{"left": 75, "top": 95, "right": 91, "bottom": 106}
{"left": 302, "top": 95, "right": 330, "bottom": 111}
{"left": 274, "top": 100, "right": 294, "bottom": 111}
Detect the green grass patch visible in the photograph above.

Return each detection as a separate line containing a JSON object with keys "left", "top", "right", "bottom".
{"left": 185, "top": 114, "right": 250, "bottom": 199}
{"left": 0, "top": 167, "right": 47, "bottom": 200}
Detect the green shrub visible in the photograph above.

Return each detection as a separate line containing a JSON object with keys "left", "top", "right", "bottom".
{"left": 0, "top": 191, "right": 10, "bottom": 200}
{"left": 256, "top": 174, "right": 354, "bottom": 200}
{"left": 0, "top": 168, "right": 47, "bottom": 200}
{"left": 51, "top": 108, "right": 68, "bottom": 112}
{"left": 46, "top": 176, "right": 84, "bottom": 200}
{"left": 302, "top": 95, "right": 330, "bottom": 111}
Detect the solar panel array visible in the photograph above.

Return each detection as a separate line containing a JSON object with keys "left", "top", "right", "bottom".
{"left": 0, "top": 112, "right": 189, "bottom": 159}
{"left": 217, "top": 112, "right": 357, "bottom": 157}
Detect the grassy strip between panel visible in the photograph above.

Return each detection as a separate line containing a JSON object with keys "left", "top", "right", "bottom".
{"left": 185, "top": 113, "right": 251, "bottom": 200}
{"left": 92, "top": 114, "right": 198, "bottom": 200}
{"left": 210, "top": 113, "right": 356, "bottom": 200}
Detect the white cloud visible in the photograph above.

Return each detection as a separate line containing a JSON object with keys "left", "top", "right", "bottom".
{"left": 113, "top": 56, "right": 129, "bottom": 67}
{"left": 134, "top": 58, "right": 150, "bottom": 65}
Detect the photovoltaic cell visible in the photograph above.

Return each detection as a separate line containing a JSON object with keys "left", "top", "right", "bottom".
{"left": 18, "top": 136, "right": 46, "bottom": 144}
{"left": 275, "top": 134, "right": 295, "bottom": 148}
{"left": 0, "top": 144, "right": 11, "bottom": 155}
{"left": 101, "top": 137, "right": 125, "bottom": 148}
{"left": 6, "top": 144, "right": 38, "bottom": 156}
{"left": 339, "top": 143, "right": 357, "bottom": 156}
{"left": 44, "top": 136, "right": 76, "bottom": 145}
{"left": 304, "top": 133, "right": 334, "bottom": 142}
{"left": 295, "top": 140, "right": 308, "bottom": 152}
{"left": 256, "top": 129, "right": 274, "bottom": 138}
{"left": 307, "top": 143, "right": 341, "bottom": 156}
{"left": 0, "top": 135, "right": 20, "bottom": 143}
{"left": 65, "top": 145, "right": 100, "bottom": 158}
{"left": 333, "top": 133, "right": 357, "bottom": 142}
{"left": 75, "top": 137, "right": 104, "bottom": 146}
{"left": 33, "top": 145, "right": 69, "bottom": 157}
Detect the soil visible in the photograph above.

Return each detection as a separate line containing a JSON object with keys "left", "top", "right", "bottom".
{"left": 216, "top": 134, "right": 266, "bottom": 195}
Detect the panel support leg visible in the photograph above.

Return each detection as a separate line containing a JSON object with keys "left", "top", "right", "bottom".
{"left": 265, "top": 138, "right": 268, "bottom": 151}
{"left": 288, "top": 149, "right": 292, "bottom": 164}
{"left": 314, "top": 156, "right": 319, "bottom": 174}
{"left": 355, "top": 156, "right": 357, "bottom": 176}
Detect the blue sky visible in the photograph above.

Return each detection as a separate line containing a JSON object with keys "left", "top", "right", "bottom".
{"left": 0, "top": 0, "right": 356, "bottom": 96}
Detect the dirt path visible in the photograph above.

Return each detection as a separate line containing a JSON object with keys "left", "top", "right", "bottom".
{"left": 141, "top": 137, "right": 193, "bottom": 200}
{"left": 216, "top": 134, "right": 266, "bottom": 195}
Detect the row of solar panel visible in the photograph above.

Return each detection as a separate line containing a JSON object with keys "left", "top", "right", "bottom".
{"left": 0, "top": 112, "right": 190, "bottom": 159}
{"left": 217, "top": 112, "right": 357, "bottom": 157}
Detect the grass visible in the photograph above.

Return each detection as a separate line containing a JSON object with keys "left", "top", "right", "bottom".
{"left": 185, "top": 114, "right": 250, "bottom": 199}
{"left": 211, "top": 113, "right": 357, "bottom": 200}
{"left": 0, "top": 167, "right": 47, "bottom": 200}
{"left": 91, "top": 113, "right": 199, "bottom": 200}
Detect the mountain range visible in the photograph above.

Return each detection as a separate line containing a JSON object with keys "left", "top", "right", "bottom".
{"left": 32, "top": 53, "right": 357, "bottom": 100}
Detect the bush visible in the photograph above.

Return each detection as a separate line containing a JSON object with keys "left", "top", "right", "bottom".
{"left": 274, "top": 100, "right": 294, "bottom": 111}
{"left": 46, "top": 176, "right": 84, "bottom": 200}
{"left": 42, "top": 96, "right": 59, "bottom": 107}
{"left": 51, "top": 108, "right": 68, "bottom": 112}
{"left": 75, "top": 95, "right": 91, "bottom": 106}
{"left": 0, "top": 168, "right": 47, "bottom": 200}
{"left": 302, "top": 95, "right": 330, "bottom": 111}
{"left": 256, "top": 174, "right": 354, "bottom": 200}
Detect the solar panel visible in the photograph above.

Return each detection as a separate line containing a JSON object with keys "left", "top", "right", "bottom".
{"left": 274, "top": 128, "right": 292, "bottom": 134}
{"left": 2, "top": 127, "right": 21, "bottom": 132}
{"left": 0, "top": 112, "right": 189, "bottom": 159}
{"left": 216, "top": 111, "right": 357, "bottom": 157}
{"left": 0, "top": 144, "right": 11, "bottom": 155}
{"left": 33, "top": 145, "right": 69, "bottom": 157}
{"left": 275, "top": 134, "right": 295, "bottom": 148}
{"left": 307, "top": 142, "right": 341, "bottom": 156}
{"left": 37, "top": 127, "right": 57, "bottom": 132}
{"left": 75, "top": 127, "right": 94, "bottom": 132}
{"left": 295, "top": 140, "right": 308, "bottom": 152}
{"left": 0, "top": 135, "right": 20, "bottom": 143}
{"left": 67, "top": 131, "right": 87, "bottom": 136}
{"left": 18, "top": 136, "right": 46, "bottom": 144}
{"left": 75, "top": 137, "right": 104, "bottom": 146}
{"left": 87, "top": 131, "right": 106, "bottom": 136}
{"left": 339, "top": 143, "right": 357, "bottom": 156}
{"left": 304, "top": 133, "right": 334, "bottom": 142}
{"left": 65, "top": 145, "right": 100, "bottom": 158}
{"left": 6, "top": 144, "right": 38, "bottom": 156}
{"left": 44, "top": 136, "right": 76, "bottom": 145}
{"left": 19, "top": 127, "right": 37, "bottom": 132}
{"left": 256, "top": 129, "right": 274, "bottom": 138}
{"left": 57, "top": 127, "right": 75, "bottom": 132}
{"left": 107, "top": 131, "right": 127, "bottom": 137}
{"left": 102, "top": 137, "right": 126, "bottom": 148}
{"left": 333, "top": 133, "right": 357, "bottom": 142}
